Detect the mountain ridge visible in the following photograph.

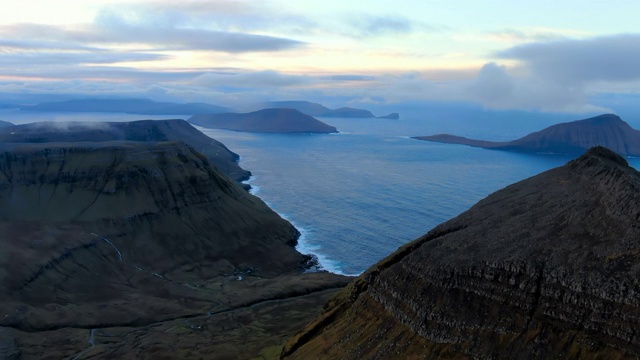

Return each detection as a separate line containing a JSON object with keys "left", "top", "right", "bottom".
{"left": 283, "top": 146, "right": 640, "bottom": 359}
{"left": 0, "top": 140, "right": 350, "bottom": 358}
{"left": 0, "top": 119, "right": 251, "bottom": 181}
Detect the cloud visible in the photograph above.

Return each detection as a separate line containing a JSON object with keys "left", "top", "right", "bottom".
{"left": 487, "top": 28, "right": 571, "bottom": 43}
{"left": 0, "top": 52, "right": 166, "bottom": 67}
{"left": 443, "top": 34, "right": 640, "bottom": 112}
{"left": 192, "top": 70, "right": 313, "bottom": 88}
{"left": 342, "top": 13, "right": 440, "bottom": 39}
{"left": 350, "top": 14, "right": 414, "bottom": 37}
{"left": 0, "top": 18, "right": 304, "bottom": 53}
{"left": 127, "top": 0, "right": 317, "bottom": 34}
{"left": 464, "top": 63, "right": 600, "bottom": 112}
{"left": 496, "top": 34, "right": 640, "bottom": 85}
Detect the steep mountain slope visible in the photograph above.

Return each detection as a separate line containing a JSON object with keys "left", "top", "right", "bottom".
{"left": 189, "top": 108, "right": 338, "bottom": 133}
{"left": 0, "top": 141, "right": 349, "bottom": 358}
{"left": 0, "top": 119, "right": 250, "bottom": 181}
{"left": 283, "top": 146, "right": 640, "bottom": 359}
{"left": 415, "top": 114, "right": 640, "bottom": 156}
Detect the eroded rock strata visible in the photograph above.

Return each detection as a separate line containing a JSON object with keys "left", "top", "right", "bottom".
{"left": 283, "top": 146, "right": 640, "bottom": 359}
{"left": 0, "top": 141, "right": 350, "bottom": 359}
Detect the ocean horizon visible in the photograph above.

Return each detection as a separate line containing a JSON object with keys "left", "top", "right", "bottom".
{"left": 2, "top": 108, "right": 639, "bottom": 275}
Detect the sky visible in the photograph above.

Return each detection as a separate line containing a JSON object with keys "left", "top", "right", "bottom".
{"left": 2, "top": 0, "right": 640, "bottom": 112}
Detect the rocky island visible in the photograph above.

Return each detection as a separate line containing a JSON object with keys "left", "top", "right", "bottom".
{"left": 282, "top": 146, "right": 640, "bottom": 359}
{"left": 414, "top": 114, "right": 640, "bottom": 156}
{"left": 248, "top": 101, "right": 398, "bottom": 119}
{"left": 0, "top": 123, "right": 350, "bottom": 359}
{"left": 189, "top": 108, "right": 338, "bottom": 133}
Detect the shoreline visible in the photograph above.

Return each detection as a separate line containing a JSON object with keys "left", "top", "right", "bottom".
{"left": 244, "top": 175, "right": 359, "bottom": 277}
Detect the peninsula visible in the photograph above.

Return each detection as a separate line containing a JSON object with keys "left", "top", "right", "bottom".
{"left": 414, "top": 114, "right": 640, "bottom": 156}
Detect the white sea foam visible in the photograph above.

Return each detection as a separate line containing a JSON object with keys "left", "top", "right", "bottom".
{"left": 273, "top": 208, "right": 360, "bottom": 276}
{"left": 243, "top": 175, "right": 261, "bottom": 195}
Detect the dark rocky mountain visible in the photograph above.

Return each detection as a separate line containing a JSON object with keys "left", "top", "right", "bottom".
{"left": 0, "top": 120, "right": 13, "bottom": 127}
{"left": 0, "top": 119, "right": 250, "bottom": 181}
{"left": 21, "top": 98, "right": 228, "bottom": 115}
{"left": 189, "top": 108, "right": 338, "bottom": 133}
{"left": 252, "top": 101, "right": 376, "bottom": 118}
{"left": 0, "top": 141, "right": 349, "bottom": 358}
{"left": 283, "top": 146, "right": 640, "bottom": 359}
{"left": 415, "top": 114, "right": 640, "bottom": 156}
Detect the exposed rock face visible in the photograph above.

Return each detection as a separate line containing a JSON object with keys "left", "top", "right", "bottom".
{"left": 0, "top": 141, "right": 351, "bottom": 358}
{"left": 189, "top": 108, "right": 338, "bottom": 133}
{"left": 283, "top": 146, "right": 640, "bottom": 359}
{"left": 415, "top": 114, "right": 640, "bottom": 156}
{"left": 0, "top": 141, "right": 303, "bottom": 318}
{"left": 0, "top": 119, "right": 250, "bottom": 181}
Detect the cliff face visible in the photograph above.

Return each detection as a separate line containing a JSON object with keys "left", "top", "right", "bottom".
{"left": 0, "top": 142, "right": 302, "bottom": 313}
{"left": 189, "top": 108, "right": 338, "bottom": 133}
{"left": 415, "top": 114, "right": 640, "bottom": 156}
{"left": 0, "top": 141, "right": 351, "bottom": 358}
{"left": 0, "top": 119, "right": 251, "bottom": 181}
{"left": 283, "top": 146, "right": 640, "bottom": 359}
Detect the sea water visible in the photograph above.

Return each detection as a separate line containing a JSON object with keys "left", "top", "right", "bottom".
{"left": 195, "top": 114, "right": 640, "bottom": 275}
{"left": 2, "top": 108, "right": 639, "bottom": 275}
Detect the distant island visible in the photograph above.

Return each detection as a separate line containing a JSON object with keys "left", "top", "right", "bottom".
{"left": 377, "top": 112, "right": 399, "bottom": 120}
{"left": 0, "top": 120, "right": 13, "bottom": 128}
{"left": 414, "top": 114, "right": 640, "bottom": 156}
{"left": 0, "top": 119, "right": 250, "bottom": 181}
{"left": 188, "top": 108, "right": 338, "bottom": 133}
{"left": 20, "top": 98, "right": 228, "bottom": 115}
{"left": 251, "top": 100, "right": 398, "bottom": 119}
{"left": 17, "top": 98, "right": 400, "bottom": 120}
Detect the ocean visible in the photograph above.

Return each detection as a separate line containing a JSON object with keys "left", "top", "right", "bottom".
{"left": 2, "top": 108, "right": 639, "bottom": 275}
{"left": 195, "top": 113, "right": 640, "bottom": 275}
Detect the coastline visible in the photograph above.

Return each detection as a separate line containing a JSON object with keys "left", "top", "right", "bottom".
{"left": 244, "top": 175, "right": 359, "bottom": 276}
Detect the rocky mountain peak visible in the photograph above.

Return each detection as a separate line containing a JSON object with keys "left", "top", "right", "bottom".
{"left": 571, "top": 145, "right": 629, "bottom": 167}
{"left": 283, "top": 146, "right": 640, "bottom": 359}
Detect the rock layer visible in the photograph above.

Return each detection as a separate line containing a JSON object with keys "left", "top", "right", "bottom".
{"left": 0, "top": 141, "right": 305, "bottom": 327}
{"left": 0, "top": 140, "right": 351, "bottom": 358}
{"left": 283, "top": 146, "right": 640, "bottom": 359}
